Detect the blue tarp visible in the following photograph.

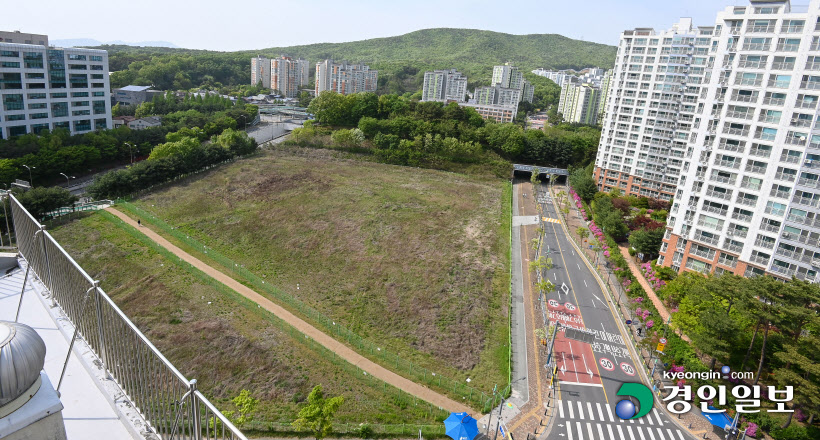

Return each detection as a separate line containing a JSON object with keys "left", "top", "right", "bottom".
{"left": 702, "top": 407, "right": 732, "bottom": 428}
{"left": 444, "top": 412, "right": 479, "bottom": 440}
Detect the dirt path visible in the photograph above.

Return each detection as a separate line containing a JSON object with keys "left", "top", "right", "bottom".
{"left": 105, "top": 207, "right": 472, "bottom": 414}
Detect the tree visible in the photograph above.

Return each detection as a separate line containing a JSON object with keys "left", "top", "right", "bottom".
{"left": 293, "top": 385, "right": 344, "bottom": 440}
{"left": 13, "top": 187, "right": 77, "bottom": 220}
{"left": 628, "top": 228, "right": 665, "bottom": 257}
{"left": 569, "top": 168, "right": 597, "bottom": 202}
{"left": 298, "top": 91, "right": 313, "bottom": 108}
{"left": 224, "top": 389, "right": 258, "bottom": 426}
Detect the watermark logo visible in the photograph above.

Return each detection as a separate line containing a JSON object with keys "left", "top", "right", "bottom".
{"left": 615, "top": 383, "right": 653, "bottom": 419}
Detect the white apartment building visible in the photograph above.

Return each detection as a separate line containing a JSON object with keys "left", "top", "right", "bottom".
{"left": 251, "top": 56, "right": 271, "bottom": 89}
{"left": 492, "top": 63, "right": 533, "bottom": 103}
{"left": 474, "top": 84, "right": 522, "bottom": 107}
{"left": 421, "top": 69, "right": 468, "bottom": 102}
{"left": 315, "top": 60, "right": 378, "bottom": 96}
{"left": 596, "top": 0, "right": 820, "bottom": 282}
{"left": 532, "top": 69, "right": 579, "bottom": 87}
{"left": 558, "top": 83, "right": 602, "bottom": 124}
{"left": 272, "top": 56, "right": 309, "bottom": 98}
{"left": 0, "top": 37, "right": 112, "bottom": 139}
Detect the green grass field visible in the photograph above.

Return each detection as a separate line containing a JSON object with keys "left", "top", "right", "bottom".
{"left": 123, "top": 145, "right": 511, "bottom": 395}
{"left": 50, "top": 211, "right": 446, "bottom": 426}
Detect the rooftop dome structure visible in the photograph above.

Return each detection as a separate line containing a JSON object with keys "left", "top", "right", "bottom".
{"left": 0, "top": 321, "right": 46, "bottom": 407}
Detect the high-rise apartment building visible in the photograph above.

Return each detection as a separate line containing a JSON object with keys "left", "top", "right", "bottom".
{"left": 474, "top": 84, "right": 522, "bottom": 107}
{"left": 315, "top": 60, "right": 378, "bottom": 96}
{"left": 597, "top": 70, "right": 614, "bottom": 124}
{"left": 597, "top": 0, "right": 820, "bottom": 283}
{"left": 558, "top": 83, "right": 602, "bottom": 124}
{"left": 251, "top": 56, "right": 271, "bottom": 89}
{"left": 272, "top": 56, "right": 309, "bottom": 98}
{"left": 421, "top": 69, "right": 468, "bottom": 102}
{"left": 0, "top": 35, "right": 112, "bottom": 139}
{"left": 491, "top": 63, "right": 533, "bottom": 103}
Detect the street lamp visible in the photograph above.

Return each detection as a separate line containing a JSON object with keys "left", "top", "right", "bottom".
{"left": 59, "top": 173, "right": 74, "bottom": 187}
{"left": 22, "top": 165, "right": 34, "bottom": 188}
{"left": 125, "top": 142, "right": 135, "bottom": 164}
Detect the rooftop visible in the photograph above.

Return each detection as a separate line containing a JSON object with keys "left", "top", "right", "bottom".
{"left": 117, "top": 85, "right": 153, "bottom": 92}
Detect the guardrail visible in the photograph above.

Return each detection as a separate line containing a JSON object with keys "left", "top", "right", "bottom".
{"left": 43, "top": 200, "right": 114, "bottom": 219}
{"left": 10, "top": 193, "right": 246, "bottom": 440}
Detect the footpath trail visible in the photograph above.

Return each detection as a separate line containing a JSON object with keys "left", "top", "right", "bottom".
{"left": 105, "top": 207, "right": 472, "bottom": 414}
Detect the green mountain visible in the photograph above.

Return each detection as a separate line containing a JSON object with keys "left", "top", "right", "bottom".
{"left": 101, "top": 28, "right": 617, "bottom": 94}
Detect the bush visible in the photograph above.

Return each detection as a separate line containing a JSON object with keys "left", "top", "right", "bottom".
{"left": 770, "top": 425, "right": 811, "bottom": 440}
{"left": 14, "top": 186, "right": 78, "bottom": 220}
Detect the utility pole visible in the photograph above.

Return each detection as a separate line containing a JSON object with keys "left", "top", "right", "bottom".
{"left": 485, "top": 384, "right": 498, "bottom": 436}
{"left": 493, "top": 396, "right": 506, "bottom": 440}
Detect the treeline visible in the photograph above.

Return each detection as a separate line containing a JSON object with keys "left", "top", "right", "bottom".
{"left": 0, "top": 93, "right": 256, "bottom": 187}
{"left": 295, "top": 91, "right": 599, "bottom": 174}
{"left": 87, "top": 128, "right": 256, "bottom": 199}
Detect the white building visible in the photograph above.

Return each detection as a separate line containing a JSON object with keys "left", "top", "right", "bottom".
{"left": 315, "top": 60, "right": 378, "bottom": 96}
{"left": 558, "top": 83, "right": 602, "bottom": 124}
{"left": 596, "top": 0, "right": 820, "bottom": 282}
{"left": 421, "top": 69, "right": 468, "bottom": 102}
{"left": 474, "top": 84, "right": 522, "bottom": 107}
{"left": 272, "top": 56, "right": 309, "bottom": 98}
{"left": 0, "top": 34, "right": 112, "bottom": 139}
{"left": 491, "top": 63, "right": 533, "bottom": 103}
{"left": 251, "top": 55, "right": 271, "bottom": 89}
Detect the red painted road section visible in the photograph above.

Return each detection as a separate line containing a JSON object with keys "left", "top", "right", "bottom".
{"left": 547, "top": 300, "right": 601, "bottom": 385}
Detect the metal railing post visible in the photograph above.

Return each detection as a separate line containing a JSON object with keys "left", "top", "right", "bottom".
{"left": 92, "top": 280, "right": 107, "bottom": 368}
{"left": 14, "top": 259, "right": 31, "bottom": 322}
{"left": 57, "top": 284, "right": 96, "bottom": 394}
{"left": 190, "top": 380, "right": 202, "bottom": 440}
{"left": 37, "top": 225, "right": 55, "bottom": 307}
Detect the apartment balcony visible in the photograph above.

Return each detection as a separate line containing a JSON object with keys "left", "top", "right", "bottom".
{"left": 717, "top": 141, "right": 745, "bottom": 153}
{"left": 714, "top": 159, "right": 741, "bottom": 169}
{"left": 775, "top": 247, "right": 810, "bottom": 262}
{"left": 775, "top": 43, "right": 800, "bottom": 52}
{"left": 796, "top": 99, "right": 818, "bottom": 109}
{"left": 706, "top": 189, "right": 733, "bottom": 200}
{"left": 723, "top": 126, "right": 750, "bottom": 136}
{"left": 726, "top": 111, "right": 753, "bottom": 120}
{"left": 724, "top": 241, "right": 744, "bottom": 253}
{"left": 691, "top": 247, "right": 717, "bottom": 260}
{"left": 800, "top": 81, "right": 820, "bottom": 90}
{"left": 730, "top": 228, "right": 749, "bottom": 239}
{"left": 736, "top": 196, "right": 758, "bottom": 207}
{"left": 809, "top": 141, "right": 820, "bottom": 151}
{"left": 792, "top": 195, "right": 820, "bottom": 208}
{"left": 782, "top": 231, "right": 817, "bottom": 246}
{"left": 702, "top": 204, "right": 728, "bottom": 216}
{"left": 790, "top": 118, "right": 814, "bottom": 128}
{"left": 718, "top": 256, "right": 738, "bottom": 268}
{"left": 785, "top": 135, "right": 808, "bottom": 145}
{"left": 806, "top": 62, "right": 820, "bottom": 71}
{"left": 749, "top": 253, "right": 772, "bottom": 266}
{"left": 762, "top": 96, "right": 785, "bottom": 106}
{"left": 760, "top": 222, "right": 782, "bottom": 233}
{"left": 811, "top": 43, "right": 820, "bottom": 51}
{"left": 768, "top": 79, "right": 791, "bottom": 88}
{"left": 782, "top": 25, "right": 804, "bottom": 33}
{"left": 758, "top": 115, "right": 780, "bottom": 125}
{"left": 710, "top": 174, "right": 736, "bottom": 185}
{"left": 775, "top": 171, "right": 797, "bottom": 182}
{"left": 797, "top": 177, "right": 820, "bottom": 189}
{"left": 732, "top": 211, "right": 753, "bottom": 223}
{"left": 728, "top": 28, "right": 742, "bottom": 36}
{"left": 745, "top": 163, "right": 768, "bottom": 174}
{"left": 755, "top": 132, "right": 777, "bottom": 141}
{"left": 738, "top": 61, "right": 765, "bottom": 69}
{"left": 736, "top": 78, "right": 763, "bottom": 87}
{"left": 694, "top": 232, "right": 720, "bottom": 246}
{"left": 781, "top": 154, "right": 802, "bottom": 164}
{"left": 748, "top": 25, "right": 775, "bottom": 33}
{"left": 740, "top": 178, "right": 763, "bottom": 191}
{"left": 770, "top": 188, "right": 792, "bottom": 199}
{"left": 787, "top": 213, "right": 820, "bottom": 230}
{"left": 741, "top": 43, "right": 770, "bottom": 51}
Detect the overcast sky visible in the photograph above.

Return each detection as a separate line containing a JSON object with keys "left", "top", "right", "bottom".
{"left": 3, "top": 0, "right": 765, "bottom": 51}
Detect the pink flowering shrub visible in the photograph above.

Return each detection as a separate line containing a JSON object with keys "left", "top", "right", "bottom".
{"left": 745, "top": 422, "right": 758, "bottom": 437}
{"left": 646, "top": 320, "right": 654, "bottom": 329}
{"left": 640, "top": 262, "right": 667, "bottom": 290}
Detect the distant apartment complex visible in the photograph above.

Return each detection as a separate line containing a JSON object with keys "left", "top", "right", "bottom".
{"left": 251, "top": 55, "right": 309, "bottom": 97}
{"left": 532, "top": 67, "right": 611, "bottom": 88}
{"left": 315, "top": 60, "right": 378, "bottom": 95}
{"left": 421, "top": 69, "right": 468, "bottom": 102}
{"left": 596, "top": 0, "right": 820, "bottom": 283}
{"left": 491, "top": 63, "right": 534, "bottom": 103}
{"left": 474, "top": 84, "right": 522, "bottom": 107}
{"left": 558, "top": 83, "right": 602, "bottom": 125}
{"left": 0, "top": 31, "right": 112, "bottom": 139}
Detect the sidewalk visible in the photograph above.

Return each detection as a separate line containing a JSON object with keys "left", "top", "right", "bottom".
{"left": 617, "top": 245, "right": 672, "bottom": 324}
{"left": 105, "top": 207, "right": 472, "bottom": 415}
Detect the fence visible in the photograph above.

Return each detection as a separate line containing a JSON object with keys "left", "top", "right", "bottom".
{"left": 10, "top": 193, "right": 246, "bottom": 440}
{"left": 43, "top": 199, "right": 114, "bottom": 219}
{"left": 114, "top": 200, "right": 506, "bottom": 412}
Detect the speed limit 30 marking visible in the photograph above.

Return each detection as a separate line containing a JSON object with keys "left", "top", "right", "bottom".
{"left": 599, "top": 357, "right": 615, "bottom": 371}
{"left": 620, "top": 362, "right": 636, "bottom": 376}
{"left": 548, "top": 299, "right": 559, "bottom": 308}
{"left": 564, "top": 302, "right": 576, "bottom": 311}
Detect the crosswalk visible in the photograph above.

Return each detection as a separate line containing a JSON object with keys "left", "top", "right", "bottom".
{"left": 542, "top": 217, "right": 561, "bottom": 224}
{"left": 555, "top": 400, "right": 688, "bottom": 440}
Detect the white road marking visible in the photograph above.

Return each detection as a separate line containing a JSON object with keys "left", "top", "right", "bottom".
{"left": 607, "top": 424, "right": 616, "bottom": 440}
{"left": 638, "top": 416, "right": 644, "bottom": 424}
{"left": 646, "top": 427, "right": 657, "bottom": 440}
{"left": 568, "top": 399, "right": 575, "bottom": 418}
{"left": 576, "top": 422, "right": 584, "bottom": 440}
{"left": 596, "top": 423, "right": 605, "bottom": 440}
{"left": 654, "top": 408, "right": 663, "bottom": 425}
{"left": 667, "top": 430, "right": 677, "bottom": 440}
{"left": 586, "top": 423, "right": 595, "bottom": 440}
{"left": 559, "top": 381, "right": 604, "bottom": 387}
{"left": 568, "top": 340, "right": 580, "bottom": 382}
{"left": 587, "top": 402, "right": 595, "bottom": 421}
{"left": 655, "top": 428, "right": 666, "bottom": 440}
{"left": 676, "top": 431, "right": 686, "bottom": 440}
{"left": 583, "top": 279, "right": 588, "bottom": 287}
{"left": 628, "top": 425, "right": 639, "bottom": 440}
{"left": 605, "top": 402, "right": 615, "bottom": 422}
{"left": 566, "top": 421, "right": 574, "bottom": 440}
{"left": 577, "top": 263, "right": 581, "bottom": 270}
{"left": 616, "top": 424, "right": 627, "bottom": 440}
{"left": 581, "top": 353, "right": 593, "bottom": 378}
{"left": 577, "top": 401, "right": 585, "bottom": 419}
{"left": 554, "top": 273, "right": 557, "bottom": 281}
{"left": 646, "top": 413, "right": 654, "bottom": 425}
{"left": 596, "top": 402, "right": 605, "bottom": 422}
{"left": 558, "top": 399, "right": 565, "bottom": 418}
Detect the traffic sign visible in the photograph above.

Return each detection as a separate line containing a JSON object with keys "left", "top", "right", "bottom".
{"left": 625, "top": 320, "right": 632, "bottom": 325}
{"left": 564, "top": 302, "right": 576, "bottom": 311}
{"left": 660, "top": 338, "right": 667, "bottom": 344}
{"left": 599, "top": 357, "right": 615, "bottom": 371}
{"left": 656, "top": 343, "right": 666, "bottom": 352}
{"left": 620, "top": 362, "right": 636, "bottom": 376}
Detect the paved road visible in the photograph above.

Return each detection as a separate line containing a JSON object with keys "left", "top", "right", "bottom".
{"left": 105, "top": 207, "right": 472, "bottom": 415}
{"left": 534, "top": 184, "right": 696, "bottom": 440}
